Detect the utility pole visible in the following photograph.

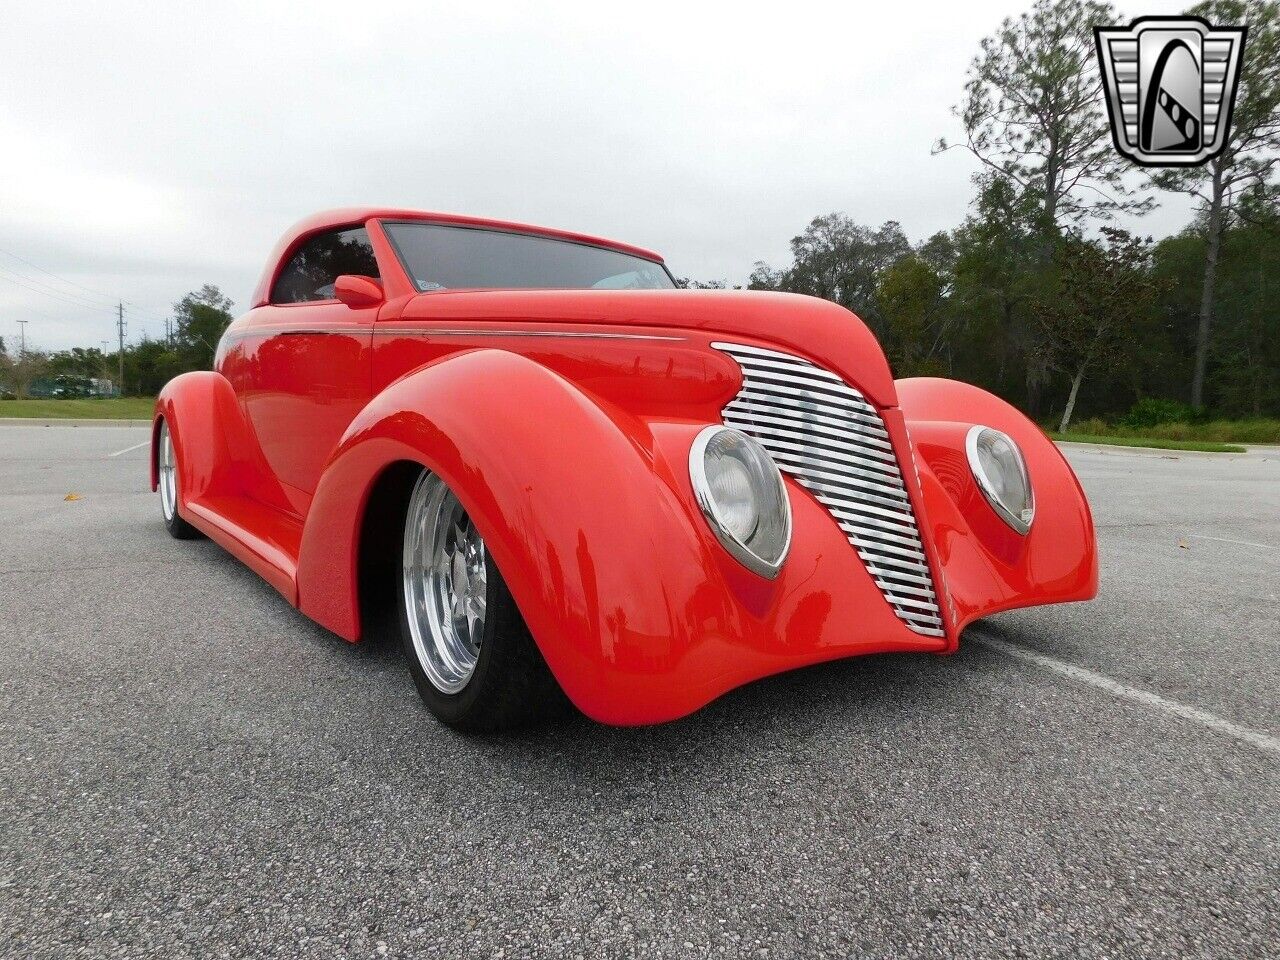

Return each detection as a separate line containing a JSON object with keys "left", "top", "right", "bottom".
{"left": 117, "top": 302, "right": 126, "bottom": 396}
{"left": 16, "top": 319, "right": 27, "bottom": 357}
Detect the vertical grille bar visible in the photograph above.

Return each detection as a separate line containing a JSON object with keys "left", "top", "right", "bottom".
{"left": 713, "top": 342, "right": 945, "bottom": 638}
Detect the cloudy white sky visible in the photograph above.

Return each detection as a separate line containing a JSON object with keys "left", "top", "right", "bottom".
{"left": 1, "top": 0, "right": 1194, "bottom": 352}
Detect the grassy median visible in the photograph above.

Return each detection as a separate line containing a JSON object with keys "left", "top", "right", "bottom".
{"left": 0, "top": 397, "right": 156, "bottom": 420}
{"left": 1049, "top": 415, "right": 1279, "bottom": 453}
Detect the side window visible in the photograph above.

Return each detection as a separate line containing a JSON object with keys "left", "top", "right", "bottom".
{"left": 270, "top": 226, "right": 380, "bottom": 304}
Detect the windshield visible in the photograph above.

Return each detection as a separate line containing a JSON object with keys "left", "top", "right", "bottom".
{"left": 383, "top": 221, "right": 675, "bottom": 292}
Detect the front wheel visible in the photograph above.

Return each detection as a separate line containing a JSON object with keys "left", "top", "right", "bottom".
{"left": 399, "top": 470, "right": 564, "bottom": 730}
{"left": 157, "top": 419, "right": 200, "bottom": 540}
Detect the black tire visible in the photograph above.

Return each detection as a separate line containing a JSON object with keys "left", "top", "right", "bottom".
{"left": 157, "top": 418, "right": 201, "bottom": 541}
{"left": 166, "top": 507, "right": 201, "bottom": 540}
{"left": 398, "top": 472, "right": 566, "bottom": 731}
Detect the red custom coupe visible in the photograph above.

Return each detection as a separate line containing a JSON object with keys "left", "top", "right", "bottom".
{"left": 153, "top": 209, "right": 1097, "bottom": 729}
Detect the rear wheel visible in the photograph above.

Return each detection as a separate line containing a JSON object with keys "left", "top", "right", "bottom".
{"left": 399, "top": 469, "right": 563, "bottom": 730}
{"left": 158, "top": 419, "right": 199, "bottom": 540}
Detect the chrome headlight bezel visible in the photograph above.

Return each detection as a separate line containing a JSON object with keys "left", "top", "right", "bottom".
{"left": 966, "top": 425, "right": 1034, "bottom": 535}
{"left": 689, "top": 425, "right": 793, "bottom": 578}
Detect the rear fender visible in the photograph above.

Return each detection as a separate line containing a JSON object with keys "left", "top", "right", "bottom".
{"left": 151, "top": 371, "right": 290, "bottom": 512}
{"left": 152, "top": 371, "right": 244, "bottom": 504}
{"left": 896, "top": 378, "right": 1098, "bottom": 632}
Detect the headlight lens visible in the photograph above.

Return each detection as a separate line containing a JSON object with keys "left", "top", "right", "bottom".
{"left": 690, "top": 426, "right": 791, "bottom": 577}
{"left": 966, "top": 425, "right": 1034, "bottom": 534}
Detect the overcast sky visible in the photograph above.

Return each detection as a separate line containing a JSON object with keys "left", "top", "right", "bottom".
{"left": 1, "top": 0, "right": 1194, "bottom": 352}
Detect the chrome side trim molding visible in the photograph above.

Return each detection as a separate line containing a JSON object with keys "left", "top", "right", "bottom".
{"left": 222, "top": 327, "right": 685, "bottom": 342}
{"left": 374, "top": 328, "right": 686, "bottom": 341}
{"left": 712, "top": 341, "right": 945, "bottom": 639}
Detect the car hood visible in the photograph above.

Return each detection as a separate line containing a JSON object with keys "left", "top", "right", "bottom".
{"left": 396, "top": 288, "right": 898, "bottom": 408}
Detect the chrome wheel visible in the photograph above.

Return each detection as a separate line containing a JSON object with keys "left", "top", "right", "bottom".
{"left": 159, "top": 420, "right": 177, "bottom": 522}
{"left": 402, "top": 472, "right": 488, "bottom": 695}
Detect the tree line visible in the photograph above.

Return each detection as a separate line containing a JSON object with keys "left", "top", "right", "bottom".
{"left": 4, "top": 0, "right": 1276, "bottom": 432}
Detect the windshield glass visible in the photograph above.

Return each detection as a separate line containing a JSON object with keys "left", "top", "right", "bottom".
{"left": 383, "top": 221, "right": 675, "bottom": 292}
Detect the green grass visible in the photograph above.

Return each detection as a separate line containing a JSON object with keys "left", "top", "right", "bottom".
{"left": 1053, "top": 432, "right": 1246, "bottom": 453}
{"left": 0, "top": 397, "right": 155, "bottom": 420}
{"left": 1140, "top": 418, "right": 1280, "bottom": 444}
{"left": 1067, "top": 416, "right": 1280, "bottom": 444}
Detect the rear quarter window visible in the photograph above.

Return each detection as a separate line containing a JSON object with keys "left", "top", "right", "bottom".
{"left": 271, "top": 226, "right": 379, "bottom": 303}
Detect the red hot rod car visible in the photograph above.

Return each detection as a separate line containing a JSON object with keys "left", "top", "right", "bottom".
{"left": 152, "top": 208, "right": 1097, "bottom": 729}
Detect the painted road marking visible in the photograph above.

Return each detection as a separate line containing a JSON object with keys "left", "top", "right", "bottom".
{"left": 1186, "top": 533, "right": 1278, "bottom": 552}
{"left": 107, "top": 439, "right": 150, "bottom": 458}
{"left": 974, "top": 634, "right": 1280, "bottom": 756}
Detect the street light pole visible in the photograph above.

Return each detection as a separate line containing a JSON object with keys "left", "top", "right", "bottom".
{"left": 117, "top": 302, "right": 125, "bottom": 396}
{"left": 16, "top": 319, "right": 27, "bottom": 357}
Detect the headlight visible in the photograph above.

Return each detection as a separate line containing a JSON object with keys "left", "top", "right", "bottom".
{"left": 966, "top": 425, "right": 1034, "bottom": 534}
{"left": 689, "top": 426, "right": 792, "bottom": 578}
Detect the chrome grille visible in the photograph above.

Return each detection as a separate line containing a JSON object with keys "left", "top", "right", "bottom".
{"left": 713, "top": 342, "right": 945, "bottom": 638}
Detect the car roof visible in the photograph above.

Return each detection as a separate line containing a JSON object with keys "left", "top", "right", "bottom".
{"left": 250, "top": 208, "right": 666, "bottom": 308}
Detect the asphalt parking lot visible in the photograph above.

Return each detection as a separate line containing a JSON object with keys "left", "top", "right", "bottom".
{"left": 1, "top": 424, "right": 1277, "bottom": 959}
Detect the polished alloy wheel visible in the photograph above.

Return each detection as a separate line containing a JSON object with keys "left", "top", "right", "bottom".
{"left": 403, "top": 472, "right": 488, "bottom": 694}
{"left": 159, "top": 420, "right": 177, "bottom": 522}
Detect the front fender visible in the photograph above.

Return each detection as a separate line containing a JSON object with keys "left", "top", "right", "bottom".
{"left": 896, "top": 378, "right": 1098, "bottom": 633}
{"left": 297, "top": 349, "right": 720, "bottom": 722}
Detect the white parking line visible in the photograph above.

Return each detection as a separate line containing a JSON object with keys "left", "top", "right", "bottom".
{"left": 107, "top": 439, "right": 150, "bottom": 458}
{"left": 973, "top": 634, "right": 1280, "bottom": 756}
{"left": 1186, "top": 533, "right": 1277, "bottom": 552}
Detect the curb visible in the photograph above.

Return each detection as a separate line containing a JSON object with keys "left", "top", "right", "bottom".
{"left": 0, "top": 418, "right": 151, "bottom": 428}
{"left": 1054, "top": 440, "right": 1253, "bottom": 458}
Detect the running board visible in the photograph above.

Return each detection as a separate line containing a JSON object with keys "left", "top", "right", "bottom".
{"left": 183, "top": 495, "right": 302, "bottom": 604}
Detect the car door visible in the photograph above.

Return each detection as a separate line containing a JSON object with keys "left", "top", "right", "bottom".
{"left": 239, "top": 225, "right": 381, "bottom": 510}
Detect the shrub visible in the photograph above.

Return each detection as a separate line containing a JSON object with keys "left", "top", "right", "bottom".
{"left": 1122, "top": 397, "right": 1195, "bottom": 429}
{"left": 1073, "top": 417, "right": 1111, "bottom": 435}
{"left": 1148, "top": 421, "right": 1192, "bottom": 440}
